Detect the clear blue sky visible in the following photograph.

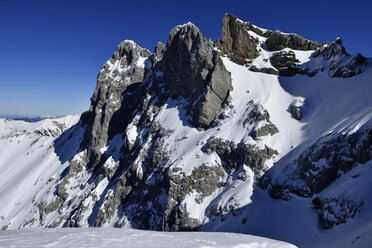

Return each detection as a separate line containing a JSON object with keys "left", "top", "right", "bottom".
{"left": 1, "top": 0, "right": 371, "bottom": 116}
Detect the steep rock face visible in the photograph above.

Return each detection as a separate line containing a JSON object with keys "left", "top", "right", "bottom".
{"left": 219, "top": 13, "right": 263, "bottom": 61}
{"left": 156, "top": 23, "right": 232, "bottom": 129}
{"left": 149, "top": 42, "right": 166, "bottom": 67}
{"left": 34, "top": 22, "right": 236, "bottom": 231}
{"left": 82, "top": 41, "right": 151, "bottom": 156}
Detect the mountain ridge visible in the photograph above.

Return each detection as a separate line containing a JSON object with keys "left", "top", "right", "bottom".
{"left": 0, "top": 13, "right": 371, "bottom": 247}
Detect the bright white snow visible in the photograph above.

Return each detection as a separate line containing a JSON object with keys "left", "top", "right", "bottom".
{"left": 0, "top": 228, "right": 296, "bottom": 248}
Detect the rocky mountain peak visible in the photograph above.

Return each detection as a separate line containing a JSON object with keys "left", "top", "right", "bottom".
{"left": 219, "top": 13, "right": 262, "bottom": 61}
{"left": 219, "top": 13, "right": 367, "bottom": 78}
{"left": 166, "top": 22, "right": 203, "bottom": 52}
{"left": 111, "top": 40, "right": 150, "bottom": 61}
{"left": 335, "top": 37, "right": 342, "bottom": 45}
{"left": 149, "top": 42, "right": 166, "bottom": 66}
{"left": 160, "top": 22, "right": 214, "bottom": 98}
{"left": 156, "top": 22, "right": 232, "bottom": 129}
{"left": 220, "top": 13, "right": 319, "bottom": 56}
{"left": 82, "top": 40, "right": 151, "bottom": 156}
{"left": 4, "top": 14, "right": 371, "bottom": 245}
{"left": 311, "top": 38, "right": 367, "bottom": 77}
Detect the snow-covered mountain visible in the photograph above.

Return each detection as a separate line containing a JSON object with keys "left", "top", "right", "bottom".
{"left": 1, "top": 13, "right": 371, "bottom": 247}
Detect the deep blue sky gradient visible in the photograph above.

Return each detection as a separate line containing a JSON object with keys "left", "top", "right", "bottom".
{"left": 1, "top": 0, "right": 371, "bottom": 116}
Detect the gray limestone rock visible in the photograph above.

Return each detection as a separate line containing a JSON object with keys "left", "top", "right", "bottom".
{"left": 163, "top": 163, "right": 226, "bottom": 231}
{"left": 82, "top": 41, "right": 151, "bottom": 156}
{"left": 203, "top": 138, "right": 278, "bottom": 174}
{"left": 247, "top": 105, "right": 279, "bottom": 140}
{"left": 241, "top": 103, "right": 279, "bottom": 140}
{"left": 270, "top": 51, "right": 300, "bottom": 76}
{"left": 149, "top": 42, "right": 166, "bottom": 67}
{"left": 266, "top": 126, "right": 372, "bottom": 199}
{"left": 219, "top": 13, "right": 263, "bottom": 60}
{"left": 251, "top": 124, "right": 279, "bottom": 140}
{"left": 249, "top": 66, "right": 278, "bottom": 75}
{"left": 298, "top": 128, "right": 372, "bottom": 194}
{"left": 156, "top": 23, "right": 232, "bottom": 129}
{"left": 160, "top": 23, "right": 214, "bottom": 98}
{"left": 266, "top": 30, "right": 319, "bottom": 51}
{"left": 42, "top": 21, "right": 236, "bottom": 231}
{"left": 217, "top": 14, "right": 367, "bottom": 79}
{"left": 290, "top": 104, "right": 302, "bottom": 121}
{"left": 311, "top": 38, "right": 367, "bottom": 78}
{"left": 331, "top": 52, "right": 366, "bottom": 78}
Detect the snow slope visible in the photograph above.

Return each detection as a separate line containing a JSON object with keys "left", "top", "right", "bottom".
{"left": 0, "top": 115, "right": 81, "bottom": 229}
{"left": 199, "top": 56, "right": 372, "bottom": 247}
{"left": 0, "top": 228, "right": 296, "bottom": 248}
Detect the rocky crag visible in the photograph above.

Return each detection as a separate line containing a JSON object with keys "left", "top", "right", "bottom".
{"left": 218, "top": 13, "right": 367, "bottom": 77}
{"left": 39, "top": 22, "right": 236, "bottom": 230}
{"left": 1, "top": 13, "right": 372, "bottom": 247}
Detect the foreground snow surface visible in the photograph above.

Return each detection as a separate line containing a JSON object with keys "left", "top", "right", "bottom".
{"left": 0, "top": 229, "right": 296, "bottom": 248}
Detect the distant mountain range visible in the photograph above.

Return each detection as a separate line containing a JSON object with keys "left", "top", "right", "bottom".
{"left": 0, "top": 115, "right": 59, "bottom": 122}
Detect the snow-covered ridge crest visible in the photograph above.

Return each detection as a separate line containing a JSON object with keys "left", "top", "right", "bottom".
{"left": 0, "top": 115, "right": 80, "bottom": 139}
{"left": 218, "top": 13, "right": 368, "bottom": 78}
{"left": 175, "top": 21, "right": 196, "bottom": 29}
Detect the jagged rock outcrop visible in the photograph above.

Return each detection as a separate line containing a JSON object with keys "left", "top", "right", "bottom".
{"left": 240, "top": 103, "right": 279, "bottom": 140}
{"left": 311, "top": 38, "right": 367, "bottom": 78}
{"left": 289, "top": 104, "right": 302, "bottom": 121}
{"left": 249, "top": 66, "right": 278, "bottom": 75}
{"left": 219, "top": 14, "right": 367, "bottom": 79}
{"left": 266, "top": 30, "right": 319, "bottom": 51}
{"left": 156, "top": 23, "right": 232, "bottom": 129}
{"left": 219, "top": 13, "right": 318, "bottom": 65}
{"left": 263, "top": 37, "right": 367, "bottom": 78}
{"left": 270, "top": 51, "right": 300, "bottom": 76}
{"left": 312, "top": 197, "right": 364, "bottom": 229}
{"left": 149, "top": 42, "right": 166, "bottom": 66}
{"left": 82, "top": 41, "right": 151, "bottom": 156}
{"left": 219, "top": 13, "right": 264, "bottom": 61}
{"left": 39, "top": 21, "right": 235, "bottom": 231}
{"left": 203, "top": 138, "right": 278, "bottom": 174}
{"left": 288, "top": 98, "right": 304, "bottom": 121}
{"left": 266, "top": 126, "right": 372, "bottom": 199}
